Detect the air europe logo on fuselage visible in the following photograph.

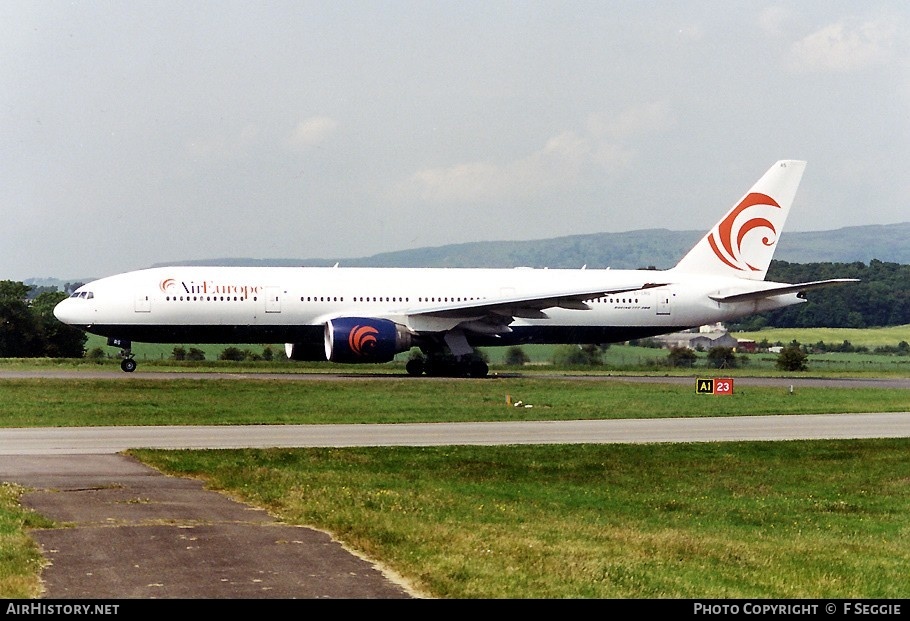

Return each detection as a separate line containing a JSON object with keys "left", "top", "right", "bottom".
{"left": 708, "top": 192, "right": 781, "bottom": 272}
{"left": 159, "top": 278, "right": 262, "bottom": 300}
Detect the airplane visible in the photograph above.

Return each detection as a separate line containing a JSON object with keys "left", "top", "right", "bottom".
{"left": 54, "top": 160, "right": 856, "bottom": 376}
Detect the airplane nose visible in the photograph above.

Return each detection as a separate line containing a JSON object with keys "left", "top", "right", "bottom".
{"left": 54, "top": 298, "right": 86, "bottom": 326}
{"left": 53, "top": 299, "right": 71, "bottom": 323}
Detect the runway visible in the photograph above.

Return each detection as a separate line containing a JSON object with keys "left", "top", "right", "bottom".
{"left": 2, "top": 413, "right": 910, "bottom": 455}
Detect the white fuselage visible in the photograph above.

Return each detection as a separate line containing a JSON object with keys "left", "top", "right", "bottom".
{"left": 54, "top": 265, "right": 802, "bottom": 347}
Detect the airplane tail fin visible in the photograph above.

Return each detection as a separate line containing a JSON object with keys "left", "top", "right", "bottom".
{"left": 672, "top": 160, "right": 806, "bottom": 280}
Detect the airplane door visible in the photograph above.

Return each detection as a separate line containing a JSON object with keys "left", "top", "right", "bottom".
{"left": 265, "top": 287, "right": 282, "bottom": 313}
{"left": 656, "top": 289, "right": 671, "bottom": 316}
{"left": 134, "top": 294, "right": 151, "bottom": 313}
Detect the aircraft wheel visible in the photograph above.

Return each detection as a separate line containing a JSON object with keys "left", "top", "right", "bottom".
{"left": 468, "top": 360, "right": 489, "bottom": 377}
{"left": 121, "top": 358, "right": 137, "bottom": 373}
{"left": 406, "top": 358, "right": 424, "bottom": 376}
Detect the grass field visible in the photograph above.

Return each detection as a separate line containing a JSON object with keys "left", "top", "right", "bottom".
{"left": 1, "top": 377, "right": 909, "bottom": 427}
{"left": 1, "top": 350, "right": 909, "bottom": 598}
{"left": 79, "top": 326, "right": 910, "bottom": 366}
{"left": 735, "top": 325, "right": 910, "bottom": 349}
{"left": 134, "top": 439, "right": 910, "bottom": 598}
{"left": 0, "top": 484, "right": 53, "bottom": 599}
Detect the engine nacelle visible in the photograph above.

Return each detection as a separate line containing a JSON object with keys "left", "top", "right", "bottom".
{"left": 324, "top": 317, "right": 413, "bottom": 363}
{"left": 285, "top": 342, "right": 328, "bottom": 361}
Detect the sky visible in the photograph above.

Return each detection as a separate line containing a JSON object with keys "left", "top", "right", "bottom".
{"left": 3, "top": 1, "right": 908, "bottom": 281}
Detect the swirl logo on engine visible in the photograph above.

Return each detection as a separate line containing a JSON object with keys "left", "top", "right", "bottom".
{"left": 349, "top": 325, "right": 379, "bottom": 356}
{"left": 707, "top": 192, "right": 781, "bottom": 272}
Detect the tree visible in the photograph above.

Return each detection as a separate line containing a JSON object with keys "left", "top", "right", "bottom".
{"left": 0, "top": 283, "right": 87, "bottom": 358}
{"left": 749, "top": 260, "right": 910, "bottom": 329}
{"left": 86, "top": 347, "right": 106, "bottom": 360}
{"left": 776, "top": 342, "right": 808, "bottom": 372}
{"left": 667, "top": 346, "right": 697, "bottom": 368}
{"left": 552, "top": 344, "right": 603, "bottom": 366}
{"left": 0, "top": 281, "right": 40, "bottom": 357}
{"left": 171, "top": 346, "right": 187, "bottom": 361}
{"left": 30, "top": 291, "right": 87, "bottom": 357}
{"left": 219, "top": 347, "right": 246, "bottom": 361}
{"left": 26, "top": 285, "right": 59, "bottom": 299}
{"left": 706, "top": 346, "right": 738, "bottom": 369}
{"left": 504, "top": 346, "right": 530, "bottom": 366}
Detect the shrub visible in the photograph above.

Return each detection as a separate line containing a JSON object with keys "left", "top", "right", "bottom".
{"left": 706, "top": 346, "right": 738, "bottom": 369}
{"left": 219, "top": 347, "right": 246, "bottom": 361}
{"left": 85, "top": 347, "right": 106, "bottom": 360}
{"left": 776, "top": 342, "right": 808, "bottom": 371}
{"left": 504, "top": 346, "right": 530, "bottom": 366}
{"left": 667, "top": 346, "right": 697, "bottom": 368}
{"left": 552, "top": 344, "right": 603, "bottom": 366}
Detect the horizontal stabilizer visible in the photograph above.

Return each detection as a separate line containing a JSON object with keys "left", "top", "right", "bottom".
{"left": 709, "top": 279, "right": 859, "bottom": 303}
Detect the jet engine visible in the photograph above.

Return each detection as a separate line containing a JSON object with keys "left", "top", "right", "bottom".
{"left": 324, "top": 317, "right": 413, "bottom": 363}
{"left": 284, "top": 341, "right": 327, "bottom": 361}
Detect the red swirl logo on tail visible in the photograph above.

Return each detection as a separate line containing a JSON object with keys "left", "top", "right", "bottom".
{"left": 348, "top": 325, "right": 379, "bottom": 356}
{"left": 708, "top": 192, "right": 781, "bottom": 272}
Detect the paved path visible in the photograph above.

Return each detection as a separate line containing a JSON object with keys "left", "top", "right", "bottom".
{"left": 0, "top": 454, "right": 417, "bottom": 599}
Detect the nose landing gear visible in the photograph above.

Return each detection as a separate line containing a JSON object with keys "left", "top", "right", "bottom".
{"left": 108, "top": 337, "right": 137, "bottom": 373}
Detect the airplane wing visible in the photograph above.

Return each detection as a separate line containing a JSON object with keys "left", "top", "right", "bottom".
{"left": 709, "top": 279, "right": 860, "bottom": 303}
{"left": 411, "top": 281, "right": 668, "bottom": 319}
{"left": 386, "top": 281, "right": 668, "bottom": 344}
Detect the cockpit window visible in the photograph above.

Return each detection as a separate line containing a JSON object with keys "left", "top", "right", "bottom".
{"left": 69, "top": 291, "right": 93, "bottom": 299}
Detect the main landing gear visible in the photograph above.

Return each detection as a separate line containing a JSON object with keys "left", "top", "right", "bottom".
{"left": 108, "top": 337, "right": 137, "bottom": 373}
{"left": 406, "top": 352, "right": 489, "bottom": 377}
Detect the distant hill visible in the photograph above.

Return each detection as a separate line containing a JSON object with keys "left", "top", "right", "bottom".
{"left": 158, "top": 222, "right": 910, "bottom": 270}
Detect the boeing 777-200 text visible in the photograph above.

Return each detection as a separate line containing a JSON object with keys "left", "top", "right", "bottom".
{"left": 54, "top": 160, "right": 856, "bottom": 375}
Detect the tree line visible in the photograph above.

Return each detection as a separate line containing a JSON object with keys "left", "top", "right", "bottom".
{"left": 0, "top": 281, "right": 86, "bottom": 357}
{"left": 730, "top": 260, "right": 910, "bottom": 330}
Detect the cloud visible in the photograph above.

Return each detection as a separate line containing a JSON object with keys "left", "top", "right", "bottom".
{"left": 185, "top": 124, "right": 261, "bottom": 160}
{"left": 758, "top": 6, "right": 795, "bottom": 37}
{"left": 789, "top": 18, "right": 896, "bottom": 72}
{"left": 397, "top": 130, "right": 592, "bottom": 202}
{"left": 287, "top": 116, "right": 338, "bottom": 150}
{"left": 587, "top": 102, "right": 674, "bottom": 141}
{"left": 397, "top": 103, "right": 671, "bottom": 203}
{"left": 673, "top": 23, "right": 704, "bottom": 43}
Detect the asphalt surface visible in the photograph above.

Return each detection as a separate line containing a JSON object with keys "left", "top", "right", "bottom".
{"left": 4, "top": 414, "right": 910, "bottom": 455}
{"left": 0, "top": 454, "right": 417, "bottom": 599}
